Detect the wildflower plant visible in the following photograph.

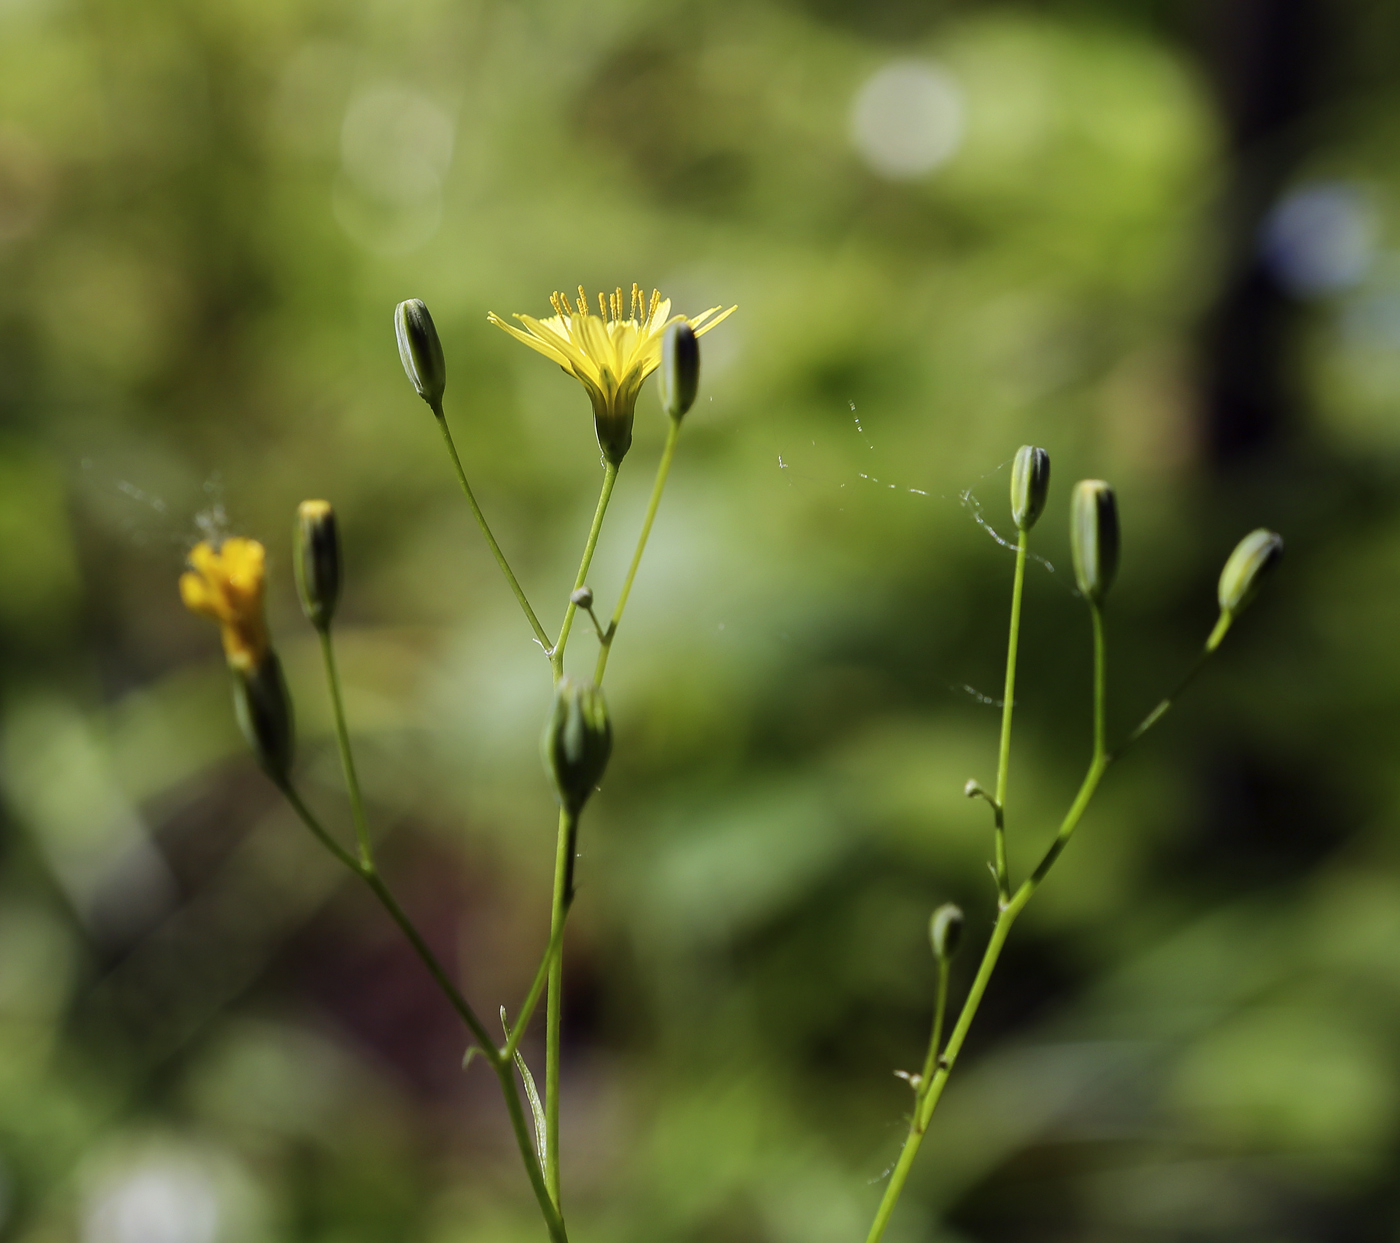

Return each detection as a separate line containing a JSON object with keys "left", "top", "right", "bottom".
{"left": 182, "top": 287, "right": 732, "bottom": 1243}
{"left": 180, "top": 286, "right": 1281, "bottom": 1242}
{"left": 862, "top": 451, "right": 1282, "bottom": 1243}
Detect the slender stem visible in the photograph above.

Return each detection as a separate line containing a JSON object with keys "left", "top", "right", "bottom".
{"left": 865, "top": 911, "right": 1017, "bottom": 1243}
{"left": 552, "top": 462, "right": 619, "bottom": 681}
{"left": 432, "top": 403, "right": 551, "bottom": 652}
{"left": 280, "top": 782, "right": 359, "bottom": 872}
{"left": 502, "top": 911, "right": 569, "bottom": 1064}
{"left": 864, "top": 601, "right": 1111, "bottom": 1243}
{"left": 544, "top": 807, "right": 575, "bottom": 1207}
{"left": 916, "top": 959, "right": 950, "bottom": 1091}
{"left": 1091, "top": 604, "right": 1106, "bottom": 760}
{"left": 494, "top": 1059, "right": 571, "bottom": 1243}
{"left": 1117, "top": 611, "right": 1229, "bottom": 759}
{"left": 359, "top": 867, "right": 496, "bottom": 1052}
{"left": 991, "top": 529, "right": 1029, "bottom": 901}
{"left": 278, "top": 783, "right": 568, "bottom": 1241}
{"left": 595, "top": 418, "right": 681, "bottom": 684}
{"left": 318, "top": 628, "right": 372, "bottom": 868}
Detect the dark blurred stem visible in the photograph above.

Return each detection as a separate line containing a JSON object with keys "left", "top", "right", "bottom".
{"left": 431, "top": 401, "right": 551, "bottom": 652}
{"left": 318, "top": 627, "right": 372, "bottom": 868}
{"left": 595, "top": 417, "right": 681, "bottom": 684}
{"left": 278, "top": 783, "right": 568, "bottom": 1242}
{"left": 544, "top": 806, "right": 577, "bottom": 1208}
{"left": 864, "top": 602, "right": 1109, "bottom": 1243}
{"left": 991, "top": 528, "right": 1029, "bottom": 902}
{"left": 552, "top": 462, "right": 619, "bottom": 682}
{"left": 1116, "top": 612, "right": 1230, "bottom": 760}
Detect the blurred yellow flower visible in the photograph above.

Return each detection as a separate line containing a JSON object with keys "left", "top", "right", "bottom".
{"left": 180, "top": 538, "right": 270, "bottom": 671}
{"left": 489, "top": 284, "right": 735, "bottom": 463}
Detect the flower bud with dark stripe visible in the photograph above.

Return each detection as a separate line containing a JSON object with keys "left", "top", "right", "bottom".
{"left": 181, "top": 537, "right": 295, "bottom": 784}
{"left": 232, "top": 653, "right": 295, "bottom": 784}
{"left": 395, "top": 298, "right": 447, "bottom": 409}
{"left": 542, "top": 675, "right": 613, "bottom": 817}
{"left": 1010, "top": 445, "right": 1050, "bottom": 532}
{"left": 930, "top": 904, "right": 964, "bottom": 961}
{"left": 295, "top": 500, "right": 341, "bottom": 631}
{"left": 658, "top": 321, "right": 700, "bottom": 420}
{"left": 1070, "top": 480, "right": 1119, "bottom": 604}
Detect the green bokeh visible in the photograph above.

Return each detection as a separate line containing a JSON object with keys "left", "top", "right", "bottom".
{"left": 0, "top": 0, "right": 1396, "bottom": 1240}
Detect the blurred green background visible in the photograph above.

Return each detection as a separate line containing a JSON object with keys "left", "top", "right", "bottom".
{"left": 1, "top": 0, "right": 1398, "bottom": 1239}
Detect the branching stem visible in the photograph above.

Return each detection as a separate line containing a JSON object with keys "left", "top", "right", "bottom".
{"left": 432, "top": 403, "right": 551, "bottom": 652}
{"left": 863, "top": 601, "right": 1109, "bottom": 1243}
{"left": 553, "top": 463, "right": 619, "bottom": 681}
{"left": 595, "top": 418, "right": 681, "bottom": 684}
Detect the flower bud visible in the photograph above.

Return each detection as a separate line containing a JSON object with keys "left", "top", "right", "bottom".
{"left": 963, "top": 778, "right": 984, "bottom": 799}
{"left": 295, "top": 500, "right": 341, "bottom": 631}
{"left": 542, "top": 675, "right": 613, "bottom": 816}
{"left": 395, "top": 298, "right": 446, "bottom": 408}
{"left": 658, "top": 321, "right": 700, "bottom": 420}
{"left": 930, "top": 903, "right": 964, "bottom": 961}
{"left": 1217, "top": 528, "right": 1283, "bottom": 619}
{"left": 570, "top": 586, "right": 594, "bottom": 609}
{"left": 232, "top": 651, "right": 295, "bottom": 784}
{"left": 1010, "top": 445, "right": 1050, "bottom": 532}
{"left": 1070, "top": 479, "right": 1119, "bottom": 604}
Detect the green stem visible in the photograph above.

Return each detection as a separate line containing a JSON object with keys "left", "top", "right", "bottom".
{"left": 278, "top": 784, "right": 567, "bottom": 1242}
{"left": 280, "top": 783, "right": 358, "bottom": 872}
{"left": 494, "top": 1059, "right": 571, "bottom": 1243}
{"left": 552, "top": 462, "right": 619, "bottom": 682}
{"left": 595, "top": 418, "right": 681, "bottom": 684}
{"left": 432, "top": 403, "right": 551, "bottom": 652}
{"left": 544, "top": 807, "right": 576, "bottom": 1207}
{"left": 318, "top": 628, "right": 372, "bottom": 868}
{"left": 502, "top": 911, "right": 570, "bottom": 1064}
{"left": 1118, "top": 611, "right": 1229, "bottom": 758}
{"left": 916, "top": 959, "right": 950, "bottom": 1091}
{"left": 863, "top": 601, "right": 1110, "bottom": 1243}
{"left": 991, "top": 529, "right": 1029, "bottom": 901}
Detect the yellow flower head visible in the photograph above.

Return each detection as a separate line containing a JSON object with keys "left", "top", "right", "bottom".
{"left": 180, "top": 538, "right": 271, "bottom": 671}
{"left": 488, "top": 284, "right": 735, "bottom": 464}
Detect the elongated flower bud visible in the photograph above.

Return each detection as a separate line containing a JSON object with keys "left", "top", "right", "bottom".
{"left": 395, "top": 298, "right": 446, "bottom": 408}
{"left": 1070, "top": 480, "right": 1119, "bottom": 604}
{"left": 295, "top": 500, "right": 341, "bottom": 631}
{"left": 1218, "top": 528, "right": 1283, "bottom": 619}
{"left": 233, "top": 652, "right": 295, "bottom": 784}
{"left": 658, "top": 321, "right": 700, "bottom": 420}
{"left": 1010, "top": 445, "right": 1050, "bottom": 532}
{"left": 930, "top": 903, "right": 964, "bottom": 960}
{"left": 542, "top": 676, "right": 613, "bottom": 816}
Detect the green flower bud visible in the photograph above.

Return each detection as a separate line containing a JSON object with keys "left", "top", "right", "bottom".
{"left": 232, "top": 651, "right": 294, "bottom": 784}
{"left": 1010, "top": 445, "right": 1051, "bottom": 531}
{"left": 295, "top": 499, "right": 341, "bottom": 631}
{"left": 930, "top": 903, "right": 964, "bottom": 961}
{"left": 1217, "top": 528, "right": 1283, "bottom": 619}
{"left": 542, "top": 675, "right": 613, "bottom": 817}
{"left": 395, "top": 298, "right": 446, "bottom": 408}
{"left": 1070, "top": 479, "right": 1119, "bottom": 604}
{"left": 658, "top": 321, "right": 699, "bottom": 420}
{"left": 570, "top": 586, "right": 594, "bottom": 609}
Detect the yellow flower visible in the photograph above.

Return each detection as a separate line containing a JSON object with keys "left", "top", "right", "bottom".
{"left": 488, "top": 284, "right": 735, "bottom": 464}
{"left": 180, "top": 538, "right": 271, "bottom": 671}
